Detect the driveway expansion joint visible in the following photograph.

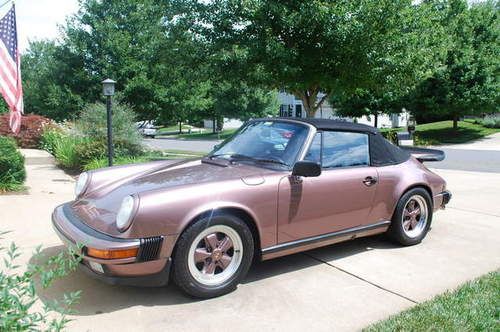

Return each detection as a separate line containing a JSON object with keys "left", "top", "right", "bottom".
{"left": 302, "top": 252, "right": 419, "bottom": 304}
{"left": 447, "top": 207, "right": 500, "bottom": 218}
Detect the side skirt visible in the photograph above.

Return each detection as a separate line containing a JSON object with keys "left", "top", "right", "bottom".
{"left": 261, "top": 220, "right": 391, "bottom": 261}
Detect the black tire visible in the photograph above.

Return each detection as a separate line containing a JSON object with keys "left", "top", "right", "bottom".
{"left": 388, "top": 187, "right": 433, "bottom": 246}
{"left": 172, "top": 213, "right": 254, "bottom": 298}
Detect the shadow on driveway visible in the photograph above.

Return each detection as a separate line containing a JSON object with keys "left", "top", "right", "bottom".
{"left": 31, "top": 235, "right": 399, "bottom": 316}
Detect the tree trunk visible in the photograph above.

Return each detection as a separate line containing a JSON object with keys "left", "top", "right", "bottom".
{"left": 212, "top": 117, "right": 216, "bottom": 133}
{"left": 293, "top": 88, "right": 328, "bottom": 118}
{"left": 374, "top": 113, "right": 378, "bottom": 128}
{"left": 179, "top": 121, "right": 182, "bottom": 134}
{"left": 453, "top": 114, "right": 459, "bottom": 130}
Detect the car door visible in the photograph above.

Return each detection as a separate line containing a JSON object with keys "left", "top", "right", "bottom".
{"left": 277, "top": 130, "right": 378, "bottom": 243}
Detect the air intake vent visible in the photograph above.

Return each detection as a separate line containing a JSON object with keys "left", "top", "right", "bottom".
{"left": 137, "top": 236, "right": 163, "bottom": 262}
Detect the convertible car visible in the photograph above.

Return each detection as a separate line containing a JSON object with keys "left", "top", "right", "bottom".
{"left": 52, "top": 118, "right": 451, "bottom": 298}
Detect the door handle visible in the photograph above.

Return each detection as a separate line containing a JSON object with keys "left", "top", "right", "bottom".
{"left": 363, "top": 176, "right": 378, "bottom": 186}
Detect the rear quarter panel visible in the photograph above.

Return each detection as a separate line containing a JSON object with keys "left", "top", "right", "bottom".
{"left": 369, "top": 158, "right": 446, "bottom": 222}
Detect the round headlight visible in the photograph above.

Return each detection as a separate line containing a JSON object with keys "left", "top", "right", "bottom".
{"left": 75, "top": 172, "right": 89, "bottom": 197}
{"left": 116, "top": 195, "right": 136, "bottom": 232}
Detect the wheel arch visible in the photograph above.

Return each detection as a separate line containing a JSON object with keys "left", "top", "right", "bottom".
{"left": 174, "top": 205, "right": 263, "bottom": 259}
{"left": 393, "top": 183, "right": 434, "bottom": 218}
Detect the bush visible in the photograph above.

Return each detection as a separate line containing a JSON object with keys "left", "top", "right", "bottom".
{"left": 76, "top": 102, "right": 142, "bottom": 152}
{"left": 0, "top": 114, "right": 53, "bottom": 148}
{"left": 0, "top": 231, "right": 81, "bottom": 331}
{"left": 53, "top": 135, "right": 87, "bottom": 170}
{"left": 381, "top": 129, "right": 399, "bottom": 143}
{"left": 0, "top": 136, "right": 26, "bottom": 192}
{"left": 40, "top": 127, "right": 66, "bottom": 155}
{"left": 481, "top": 117, "right": 500, "bottom": 128}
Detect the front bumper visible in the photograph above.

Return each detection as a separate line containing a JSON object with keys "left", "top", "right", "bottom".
{"left": 434, "top": 190, "right": 452, "bottom": 209}
{"left": 52, "top": 203, "right": 170, "bottom": 287}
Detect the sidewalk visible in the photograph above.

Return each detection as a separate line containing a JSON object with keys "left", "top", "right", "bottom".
{"left": 433, "top": 132, "right": 500, "bottom": 151}
{"left": 1, "top": 150, "right": 499, "bottom": 331}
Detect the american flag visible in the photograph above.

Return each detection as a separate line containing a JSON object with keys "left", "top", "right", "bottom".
{"left": 0, "top": 5, "right": 22, "bottom": 133}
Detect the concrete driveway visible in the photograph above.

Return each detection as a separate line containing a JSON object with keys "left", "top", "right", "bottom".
{"left": 1, "top": 150, "right": 499, "bottom": 331}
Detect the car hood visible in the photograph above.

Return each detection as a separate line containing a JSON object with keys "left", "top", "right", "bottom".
{"left": 71, "top": 159, "right": 272, "bottom": 236}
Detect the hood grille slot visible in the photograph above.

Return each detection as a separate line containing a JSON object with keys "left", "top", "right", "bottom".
{"left": 137, "top": 236, "right": 163, "bottom": 262}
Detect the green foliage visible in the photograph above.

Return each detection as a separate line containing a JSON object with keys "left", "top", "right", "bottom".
{"left": 53, "top": 135, "right": 87, "bottom": 170}
{"left": 0, "top": 231, "right": 82, "bottom": 331}
{"left": 0, "top": 136, "right": 26, "bottom": 192}
{"left": 198, "top": 0, "right": 442, "bottom": 116}
{"left": 365, "top": 271, "right": 500, "bottom": 331}
{"left": 480, "top": 116, "right": 500, "bottom": 128}
{"left": 40, "top": 127, "right": 66, "bottom": 155}
{"left": 408, "top": 0, "right": 500, "bottom": 127}
{"left": 76, "top": 102, "right": 142, "bottom": 149}
{"left": 414, "top": 120, "right": 500, "bottom": 145}
{"left": 380, "top": 129, "right": 400, "bottom": 144}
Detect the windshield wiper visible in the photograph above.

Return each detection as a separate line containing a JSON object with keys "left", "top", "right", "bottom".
{"left": 253, "top": 158, "right": 289, "bottom": 167}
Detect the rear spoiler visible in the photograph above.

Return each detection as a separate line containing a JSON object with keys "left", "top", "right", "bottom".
{"left": 400, "top": 146, "right": 445, "bottom": 162}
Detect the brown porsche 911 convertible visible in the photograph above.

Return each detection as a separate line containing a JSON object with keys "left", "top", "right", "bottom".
{"left": 52, "top": 118, "right": 451, "bottom": 298}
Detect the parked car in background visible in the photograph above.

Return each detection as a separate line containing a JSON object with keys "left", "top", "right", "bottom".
{"left": 136, "top": 121, "right": 157, "bottom": 138}
{"left": 52, "top": 118, "right": 451, "bottom": 298}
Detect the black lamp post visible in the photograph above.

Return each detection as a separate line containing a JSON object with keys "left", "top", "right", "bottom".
{"left": 102, "top": 79, "right": 116, "bottom": 166}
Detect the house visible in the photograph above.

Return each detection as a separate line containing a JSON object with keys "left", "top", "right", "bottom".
{"left": 278, "top": 91, "right": 409, "bottom": 129}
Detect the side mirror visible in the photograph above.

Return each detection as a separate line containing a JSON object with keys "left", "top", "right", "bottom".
{"left": 292, "top": 161, "right": 321, "bottom": 177}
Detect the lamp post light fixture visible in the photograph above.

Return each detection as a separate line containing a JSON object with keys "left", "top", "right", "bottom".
{"left": 102, "top": 79, "right": 116, "bottom": 166}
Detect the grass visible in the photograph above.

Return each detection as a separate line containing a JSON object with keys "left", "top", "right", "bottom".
{"left": 414, "top": 120, "right": 500, "bottom": 145}
{"left": 83, "top": 149, "right": 205, "bottom": 171}
{"left": 157, "top": 124, "right": 195, "bottom": 134}
{"left": 0, "top": 183, "right": 26, "bottom": 194}
{"left": 175, "top": 128, "right": 238, "bottom": 140}
{"left": 365, "top": 271, "right": 500, "bottom": 332}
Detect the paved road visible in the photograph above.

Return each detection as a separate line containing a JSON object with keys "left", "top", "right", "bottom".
{"left": 432, "top": 148, "right": 500, "bottom": 173}
{"left": 144, "top": 137, "right": 221, "bottom": 153}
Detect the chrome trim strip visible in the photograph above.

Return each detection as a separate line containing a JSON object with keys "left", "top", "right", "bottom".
{"left": 262, "top": 220, "right": 391, "bottom": 255}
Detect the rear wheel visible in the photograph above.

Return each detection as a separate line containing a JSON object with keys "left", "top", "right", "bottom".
{"left": 388, "top": 188, "right": 433, "bottom": 246}
{"left": 172, "top": 214, "right": 254, "bottom": 298}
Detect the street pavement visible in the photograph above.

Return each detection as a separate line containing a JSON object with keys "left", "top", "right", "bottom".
{"left": 0, "top": 145, "right": 499, "bottom": 332}
{"left": 144, "top": 137, "right": 221, "bottom": 153}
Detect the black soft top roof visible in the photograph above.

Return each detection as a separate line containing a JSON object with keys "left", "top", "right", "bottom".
{"left": 252, "top": 117, "right": 409, "bottom": 166}
{"left": 255, "top": 117, "right": 379, "bottom": 134}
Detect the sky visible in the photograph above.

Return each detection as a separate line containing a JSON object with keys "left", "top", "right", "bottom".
{"left": 0, "top": 0, "right": 79, "bottom": 52}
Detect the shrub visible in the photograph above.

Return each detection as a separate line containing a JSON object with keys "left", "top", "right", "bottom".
{"left": 381, "top": 129, "right": 399, "bottom": 144}
{"left": 53, "top": 135, "right": 87, "bottom": 170}
{"left": 0, "top": 136, "right": 26, "bottom": 192}
{"left": 75, "top": 102, "right": 142, "bottom": 153}
{"left": 0, "top": 114, "right": 53, "bottom": 148}
{"left": 0, "top": 231, "right": 81, "bottom": 331}
{"left": 481, "top": 117, "right": 500, "bottom": 128}
{"left": 40, "top": 127, "right": 66, "bottom": 155}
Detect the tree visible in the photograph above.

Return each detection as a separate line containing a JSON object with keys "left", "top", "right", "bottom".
{"left": 22, "top": 40, "right": 89, "bottom": 120}
{"left": 408, "top": 0, "right": 499, "bottom": 129}
{"left": 197, "top": 0, "right": 440, "bottom": 117}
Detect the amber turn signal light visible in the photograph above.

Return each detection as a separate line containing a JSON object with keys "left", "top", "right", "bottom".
{"left": 86, "top": 247, "right": 139, "bottom": 259}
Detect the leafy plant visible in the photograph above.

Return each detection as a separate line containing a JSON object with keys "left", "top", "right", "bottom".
{"left": 0, "top": 136, "right": 26, "bottom": 192}
{"left": 0, "top": 231, "right": 82, "bottom": 331}
{"left": 481, "top": 117, "right": 500, "bottom": 129}
{"left": 0, "top": 114, "right": 54, "bottom": 148}
{"left": 40, "top": 127, "right": 67, "bottom": 155}
{"left": 53, "top": 135, "right": 87, "bottom": 170}
{"left": 75, "top": 102, "right": 142, "bottom": 150}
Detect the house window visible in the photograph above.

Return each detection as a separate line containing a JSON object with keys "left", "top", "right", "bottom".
{"left": 295, "top": 104, "right": 302, "bottom": 118}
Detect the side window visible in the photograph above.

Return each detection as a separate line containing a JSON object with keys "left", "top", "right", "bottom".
{"left": 304, "top": 133, "right": 321, "bottom": 164}
{"left": 322, "top": 131, "right": 369, "bottom": 168}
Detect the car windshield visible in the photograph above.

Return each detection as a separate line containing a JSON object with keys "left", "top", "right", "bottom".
{"left": 209, "top": 120, "right": 310, "bottom": 168}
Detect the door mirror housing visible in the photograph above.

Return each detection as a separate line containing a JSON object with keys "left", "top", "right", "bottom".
{"left": 292, "top": 161, "right": 321, "bottom": 177}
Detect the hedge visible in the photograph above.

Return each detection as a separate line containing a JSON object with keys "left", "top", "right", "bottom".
{"left": 0, "top": 136, "right": 26, "bottom": 192}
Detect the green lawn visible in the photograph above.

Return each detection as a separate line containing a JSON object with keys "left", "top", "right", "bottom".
{"left": 414, "top": 120, "right": 500, "bottom": 145}
{"left": 157, "top": 124, "right": 194, "bottom": 134}
{"left": 175, "top": 128, "right": 238, "bottom": 140}
{"left": 365, "top": 271, "right": 500, "bottom": 332}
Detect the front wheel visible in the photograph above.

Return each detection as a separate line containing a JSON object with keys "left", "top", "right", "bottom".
{"left": 388, "top": 188, "right": 433, "bottom": 246}
{"left": 172, "top": 214, "right": 254, "bottom": 298}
